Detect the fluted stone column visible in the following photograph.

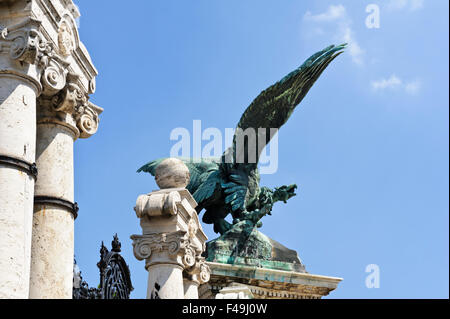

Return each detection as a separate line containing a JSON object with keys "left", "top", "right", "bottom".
{"left": 0, "top": 12, "right": 44, "bottom": 299}
{"left": 131, "top": 158, "right": 210, "bottom": 299}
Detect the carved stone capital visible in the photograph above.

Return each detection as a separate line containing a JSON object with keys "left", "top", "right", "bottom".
{"left": 131, "top": 229, "right": 210, "bottom": 286}
{"left": 131, "top": 230, "right": 203, "bottom": 270}
{"left": 0, "top": 17, "right": 47, "bottom": 90}
{"left": 75, "top": 101, "right": 102, "bottom": 139}
{"left": 37, "top": 74, "right": 103, "bottom": 139}
{"left": 1, "top": 12, "right": 102, "bottom": 139}
{"left": 184, "top": 256, "right": 211, "bottom": 285}
{"left": 0, "top": 17, "right": 43, "bottom": 64}
{"left": 39, "top": 54, "right": 70, "bottom": 97}
{"left": 131, "top": 231, "right": 187, "bottom": 261}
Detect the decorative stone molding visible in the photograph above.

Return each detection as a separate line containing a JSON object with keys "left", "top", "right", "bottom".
{"left": 57, "top": 20, "right": 74, "bottom": 57}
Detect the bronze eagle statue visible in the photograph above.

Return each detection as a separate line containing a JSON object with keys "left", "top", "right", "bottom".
{"left": 138, "top": 44, "right": 346, "bottom": 235}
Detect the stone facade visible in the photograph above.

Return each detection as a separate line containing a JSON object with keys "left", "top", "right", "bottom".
{"left": 0, "top": 0, "right": 100, "bottom": 299}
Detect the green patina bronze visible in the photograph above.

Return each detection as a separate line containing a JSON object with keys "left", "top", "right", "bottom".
{"left": 138, "top": 44, "right": 346, "bottom": 271}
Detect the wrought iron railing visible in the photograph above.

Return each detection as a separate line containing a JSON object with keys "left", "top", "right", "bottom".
{"left": 73, "top": 234, "right": 133, "bottom": 299}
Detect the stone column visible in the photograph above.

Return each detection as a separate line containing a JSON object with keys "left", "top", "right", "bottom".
{"left": 29, "top": 95, "right": 101, "bottom": 298}
{"left": 0, "top": 0, "right": 99, "bottom": 299}
{"left": 0, "top": 13, "right": 44, "bottom": 299}
{"left": 25, "top": 1, "right": 100, "bottom": 299}
{"left": 131, "top": 158, "right": 210, "bottom": 299}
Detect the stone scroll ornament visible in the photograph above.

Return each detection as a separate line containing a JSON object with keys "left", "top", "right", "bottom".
{"left": 137, "top": 44, "right": 346, "bottom": 270}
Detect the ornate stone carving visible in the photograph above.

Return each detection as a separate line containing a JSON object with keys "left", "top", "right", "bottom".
{"left": 0, "top": 18, "right": 44, "bottom": 64}
{"left": 53, "top": 80, "right": 86, "bottom": 113}
{"left": 183, "top": 245, "right": 197, "bottom": 268}
{"left": 57, "top": 20, "right": 74, "bottom": 57}
{"left": 37, "top": 77, "right": 101, "bottom": 138}
{"left": 88, "top": 77, "right": 96, "bottom": 94}
{"left": 131, "top": 229, "right": 208, "bottom": 278}
{"left": 134, "top": 190, "right": 182, "bottom": 218}
{"left": 184, "top": 257, "right": 211, "bottom": 285}
{"left": 40, "top": 56, "right": 70, "bottom": 96}
{"left": 37, "top": 71, "right": 102, "bottom": 139}
{"left": 75, "top": 101, "right": 101, "bottom": 138}
{"left": 131, "top": 231, "right": 189, "bottom": 263}
{"left": 1, "top": 17, "right": 101, "bottom": 140}
{"left": 199, "top": 261, "right": 211, "bottom": 284}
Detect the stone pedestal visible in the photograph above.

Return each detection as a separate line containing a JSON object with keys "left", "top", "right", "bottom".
{"left": 199, "top": 262, "right": 342, "bottom": 299}
{"left": 131, "top": 159, "right": 211, "bottom": 299}
{"left": 131, "top": 189, "right": 211, "bottom": 299}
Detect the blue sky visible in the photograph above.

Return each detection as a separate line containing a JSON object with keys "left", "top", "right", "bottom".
{"left": 73, "top": 0, "right": 448, "bottom": 298}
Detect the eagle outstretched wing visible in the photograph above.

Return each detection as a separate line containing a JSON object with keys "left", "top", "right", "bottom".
{"left": 222, "top": 43, "right": 346, "bottom": 167}
{"left": 219, "top": 44, "right": 346, "bottom": 216}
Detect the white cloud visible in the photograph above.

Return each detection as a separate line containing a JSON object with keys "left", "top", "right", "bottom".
{"left": 387, "top": 0, "right": 424, "bottom": 11}
{"left": 304, "top": 5, "right": 346, "bottom": 22}
{"left": 303, "top": 5, "right": 364, "bottom": 65}
{"left": 371, "top": 75, "right": 422, "bottom": 94}
{"left": 371, "top": 74, "right": 402, "bottom": 90}
{"left": 405, "top": 79, "right": 422, "bottom": 95}
{"left": 410, "top": 0, "right": 425, "bottom": 10}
